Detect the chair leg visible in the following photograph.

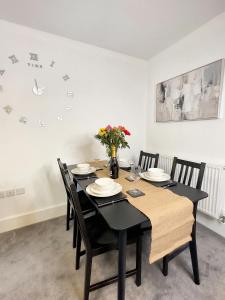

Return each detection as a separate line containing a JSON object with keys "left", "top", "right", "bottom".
{"left": 135, "top": 234, "right": 142, "bottom": 286}
{"left": 75, "top": 228, "right": 81, "bottom": 270}
{"left": 70, "top": 206, "right": 74, "bottom": 219}
{"left": 73, "top": 214, "right": 77, "bottom": 248}
{"left": 84, "top": 254, "right": 92, "bottom": 300}
{"left": 66, "top": 198, "right": 70, "bottom": 231}
{"left": 189, "top": 240, "right": 200, "bottom": 285}
{"left": 162, "top": 256, "right": 168, "bottom": 276}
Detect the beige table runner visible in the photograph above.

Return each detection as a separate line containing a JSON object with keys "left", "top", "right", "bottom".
{"left": 91, "top": 162, "right": 194, "bottom": 263}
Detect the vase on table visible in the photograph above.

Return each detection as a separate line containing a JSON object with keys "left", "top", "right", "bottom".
{"left": 109, "top": 145, "right": 119, "bottom": 179}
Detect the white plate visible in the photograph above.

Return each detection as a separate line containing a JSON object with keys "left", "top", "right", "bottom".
{"left": 140, "top": 172, "right": 170, "bottom": 182}
{"left": 118, "top": 161, "right": 130, "bottom": 168}
{"left": 89, "top": 183, "right": 116, "bottom": 194}
{"left": 86, "top": 182, "right": 122, "bottom": 197}
{"left": 71, "top": 166, "right": 96, "bottom": 175}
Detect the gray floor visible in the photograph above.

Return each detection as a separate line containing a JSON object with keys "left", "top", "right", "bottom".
{"left": 0, "top": 217, "right": 225, "bottom": 300}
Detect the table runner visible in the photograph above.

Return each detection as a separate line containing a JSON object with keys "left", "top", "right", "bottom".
{"left": 91, "top": 162, "right": 194, "bottom": 263}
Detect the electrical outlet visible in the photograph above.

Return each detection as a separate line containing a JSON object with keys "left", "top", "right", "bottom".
{"left": 0, "top": 191, "right": 5, "bottom": 198}
{"left": 15, "top": 188, "right": 25, "bottom": 195}
{"left": 5, "top": 189, "right": 15, "bottom": 197}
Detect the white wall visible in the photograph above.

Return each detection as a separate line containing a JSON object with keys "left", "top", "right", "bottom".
{"left": 0, "top": 20, "right": 148, "bottom": 232}
{"left": 146, "top": 11, "right": 225, "bottom": 237}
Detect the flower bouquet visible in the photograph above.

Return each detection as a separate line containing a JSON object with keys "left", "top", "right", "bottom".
{"left": 95, "top": 125, "right": 131, "bottom": 158}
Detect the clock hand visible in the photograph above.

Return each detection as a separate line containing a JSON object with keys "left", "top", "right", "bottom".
{"left": 34, "top": 79, "right": 39, "bottom": 91}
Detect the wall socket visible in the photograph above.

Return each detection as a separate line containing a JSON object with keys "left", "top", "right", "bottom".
{"left": 15, "top": 188, "right": 25, "bottom": 195}
{"left": 5, "top": 189, "right": 15, "bottom": 197}
{"left": 0, "top": 188, "right": 25, "bottom": 198}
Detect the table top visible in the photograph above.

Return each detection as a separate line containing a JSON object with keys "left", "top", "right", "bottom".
{"left": 68, "top": 164, "right": 208, "bottom": 231}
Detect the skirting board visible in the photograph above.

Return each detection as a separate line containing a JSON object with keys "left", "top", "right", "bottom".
{"left": 1, "top": 202, "right": 225, "bottom": 238}
{"left": 0, "top": 202, "right": 66, "bottom": 234}
{"left": 197, "top": 211, "right": 225, "bottom": 238}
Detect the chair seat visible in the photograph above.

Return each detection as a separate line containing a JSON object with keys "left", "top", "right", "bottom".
{"left": 140, "top": 220, "right": 152, "bottom": 232}
{"left": 78, "top": 190, "right": 95, "bottom": 213}
{"left": 85, "top": 214, "right": 140, "bottom": 253}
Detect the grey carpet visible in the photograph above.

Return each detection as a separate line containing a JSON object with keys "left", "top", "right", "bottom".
{"left": 0, "top": 216, "right": 225, "bottom": 300}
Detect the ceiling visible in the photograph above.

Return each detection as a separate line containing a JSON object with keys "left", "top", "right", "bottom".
{"left": 0, "top": 0, "right": 225, "bottom": 59}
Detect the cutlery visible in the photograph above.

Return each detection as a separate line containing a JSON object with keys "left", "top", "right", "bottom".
{"left": 95, "top": 167, "right": 103, "bottom": 171}
{"left": 97, "top": 196, "right": 127, "bottom": 207}
{"left": 162, "top": 182, "right": 177, "bottom": 189}
{"left": 78, "top": 175, "right": 98, "bottom": 180}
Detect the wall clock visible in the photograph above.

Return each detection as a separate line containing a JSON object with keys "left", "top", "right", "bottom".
{"left": 0, "top": 52, "right": 75, "bottom": 127}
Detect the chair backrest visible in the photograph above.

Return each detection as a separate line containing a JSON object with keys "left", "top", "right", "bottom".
{"left": 170, "top": 157, "right": 206, "bottom": 189}
{"left": 138, "top": 151, "right": 159, "bottom": 171}
{"left": 64, "top": 171, "right": 91, "bottom": 250}
{"left": 57, "top": 158, "right": 70, "bottom": 198}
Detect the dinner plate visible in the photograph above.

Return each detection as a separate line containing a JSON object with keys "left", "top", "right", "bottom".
{"left": 118, "top": 161, "right": 130, "bottom": 168}
{"left": 86, "top": 182, "right": 122, "bottom": 197}
{"left": 140, "top": 172, "right": 170, "bottom": 182}
{"left": 71, "top": 166, "right": 96, "bottom": 175}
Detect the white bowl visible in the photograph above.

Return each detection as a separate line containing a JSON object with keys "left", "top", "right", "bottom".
{"left": 118, "top": 159, "right": 130, "bottom": 168}
{"left": 94, "top": 178, "right": 115, "bottom": 192}
{"left": 147, "top": 168, "right": 164, "bottom": 175}
{"left": 77, "top": 163, "right": 90, "bottom": 171}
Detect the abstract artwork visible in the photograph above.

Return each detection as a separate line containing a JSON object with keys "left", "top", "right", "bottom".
{"left": 156, "top": 59, "right": 224, "bottom": 122}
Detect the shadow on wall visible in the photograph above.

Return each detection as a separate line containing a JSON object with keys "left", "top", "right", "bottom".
{"left": 32, "top": 164, "right": 66, "bottom": 212}
{"left": 66, "top": 135, "right": 106, "bottom": 162}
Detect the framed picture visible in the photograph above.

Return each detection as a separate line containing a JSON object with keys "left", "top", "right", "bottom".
{"left": 156, "top": 59, "right": 224, "bottom": 122}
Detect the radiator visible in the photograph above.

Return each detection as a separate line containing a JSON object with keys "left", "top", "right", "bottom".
{"left": 158, "top": 155, "right": 225, "bottom": 219}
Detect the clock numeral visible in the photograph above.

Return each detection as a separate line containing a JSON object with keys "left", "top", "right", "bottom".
{"left": 29, "top": 53, "right": 39, "bottom": 61}
{"left": 3, "top": 105, "right": 13, "bottom": 114}
{"left": 19, "top": 116, "right": 28, "bottom": 124}
{"left": 27, "top": 63, "right": 43, "bottom": 68}
{"left": 0, "top": 70, "right": 5, "bottom": 76}
{"left": 39, "top": 120, "right": 47, "bottom": 127}
{"left": 63, "top": 74, "right": 70, "bottom": 81}
{"left": 50, "top": 61, "right": 55, "bottom": 67}
{"left": 8, "top": 55, "right": 19, "bottom": 64}
{"left": 67, "top": 91, "right": 74, "bottom": 97}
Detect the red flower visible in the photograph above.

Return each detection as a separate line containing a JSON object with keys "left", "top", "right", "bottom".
{"left": 124, "top": 129, "right": 131, "bottom": 136}
{"left": 118, "top": 125, "right": 131, "bottom": 136}
{"left": 106, "top": 125, "right": 112, "bottom": 131}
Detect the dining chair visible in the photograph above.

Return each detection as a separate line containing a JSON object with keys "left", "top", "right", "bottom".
{"left": 57, "top": 158, "right": 95, "bottom": 248}
{"left": 138, "top": 151, "right": 159, "bottom": 171}
{"left": 64, "top": 172, "right": 143, "bottom": 300}
{"left": 57, "top": 158, "right": 73, "bottom": 231}
{"left": 162, "top": 156, "right": 206, "bottom": 284}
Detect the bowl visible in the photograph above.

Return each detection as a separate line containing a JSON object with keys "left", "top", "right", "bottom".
{"left": 94, "top": 178, "right": 115, "bottom": 192}
{"left": 77, "top": 163, "right": 90, "bottom": 171}
{"left": 147, "top": 168, "right": 164, "bottom": 176}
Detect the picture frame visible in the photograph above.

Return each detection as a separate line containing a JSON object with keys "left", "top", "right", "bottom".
{"left": 156, "top": 59, "right": 224, "bottom": 122}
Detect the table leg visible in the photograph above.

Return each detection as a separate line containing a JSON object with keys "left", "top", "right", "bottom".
{"left": 190, "top": 202, "right": 200, "bottom": 284}
{"left": 118, "top": 230, "right": 127, "bottom": 300}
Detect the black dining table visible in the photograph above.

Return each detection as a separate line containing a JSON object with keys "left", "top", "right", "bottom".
{"left": 68, "top": 165, "right": 208, "bottom": 300}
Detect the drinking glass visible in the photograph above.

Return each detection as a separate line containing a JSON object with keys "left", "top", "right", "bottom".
{"left": 130, "top": 163, "right": 141, "bottom": 181}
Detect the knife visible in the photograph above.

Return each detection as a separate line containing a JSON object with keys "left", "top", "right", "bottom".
{"left": 78, "top": 176, "right": 98, "bottom": 180}
{"left": 162, "top": 182, "right": 177, "bottom": 189}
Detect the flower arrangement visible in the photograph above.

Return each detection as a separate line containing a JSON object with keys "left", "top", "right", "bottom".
{"left": 95, "top": 125, "right": 131, "bottom": 157}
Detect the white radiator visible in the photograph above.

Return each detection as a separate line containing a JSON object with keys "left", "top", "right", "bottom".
{"left": 158, "top": 155, "right": 225, "bottom": 219}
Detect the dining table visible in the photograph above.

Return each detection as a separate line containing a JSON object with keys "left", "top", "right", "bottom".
{"left": 68, "top": 163, "right": 208, "bottom": 300}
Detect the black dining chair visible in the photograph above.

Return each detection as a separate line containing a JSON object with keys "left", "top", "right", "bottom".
{"left": 57, "top": 158, "right": 95, "bottom": 248}
{"left": 162, "top": 157, "right": 206, "bottom": 284}
{"left": 138, "top": 151, "right": 159, "bottom": 171}
{"left": 64, "top": 172, "right": 142, "bottom": 300}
